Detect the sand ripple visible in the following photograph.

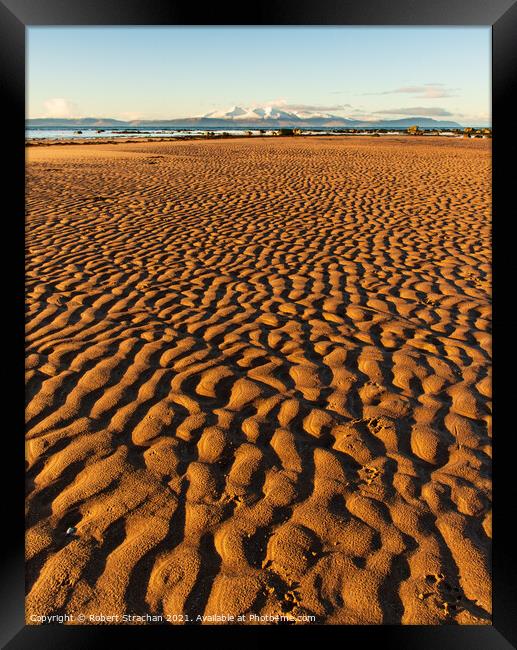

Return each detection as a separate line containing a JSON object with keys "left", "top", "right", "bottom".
{"left": 26, "top": 137, "right": 491, "bottom": 624}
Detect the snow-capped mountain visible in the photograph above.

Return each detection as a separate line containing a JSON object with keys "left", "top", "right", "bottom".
{"left": 202, "top": 105, "right": 350, "bottom": 123}
{"left": 27, "top": 106, "right": 462, "bottom": 129}
{"left": 184, "top": 105, "right": 459, "bottom": 128}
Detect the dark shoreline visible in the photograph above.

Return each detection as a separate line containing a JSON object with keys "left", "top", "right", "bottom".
{"left": 25, "top": 132, "right": 480, "bottom": 147}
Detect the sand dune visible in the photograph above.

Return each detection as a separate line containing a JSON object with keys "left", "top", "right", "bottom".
{"left": 26, "top": 136, "right": 491, "bottom": 624}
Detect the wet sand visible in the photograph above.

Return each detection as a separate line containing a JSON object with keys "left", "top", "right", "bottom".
{"left": 26, "top": 136, "right": 491, "bottom": 624}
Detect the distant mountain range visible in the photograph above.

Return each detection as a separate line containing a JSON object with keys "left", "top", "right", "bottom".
{"left": 27, "top": 105, "right": 462, "bottom": 129}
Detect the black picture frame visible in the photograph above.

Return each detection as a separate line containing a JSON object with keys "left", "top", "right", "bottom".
{"left": 2, "top": 0, "right": 515, "bottom": 647}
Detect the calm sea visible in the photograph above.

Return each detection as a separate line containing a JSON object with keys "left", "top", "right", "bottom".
{"left": 26, "top": 126, "right": 308, "bottom": 140}
{"left": 25, "top": 126, "right": 429, "bottom": 140}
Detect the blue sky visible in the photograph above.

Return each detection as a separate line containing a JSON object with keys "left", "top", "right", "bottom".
{"left": 27, "top": 27, "right": 491, "bottom": 125}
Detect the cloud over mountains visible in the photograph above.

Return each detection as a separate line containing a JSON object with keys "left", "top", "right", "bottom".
{"left": 365, "top": 84, "right": 458, "bottom": 99}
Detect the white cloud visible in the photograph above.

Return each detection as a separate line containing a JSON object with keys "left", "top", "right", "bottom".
{"left": 42, "top": 98, "right": 80, "bottom": 118}
{"left": 282, "top": 103, "right": 352, "bottom": 112}
{"left": 376, "top": 106, "right": 453, "bottom": 117}
{"left": 365, "top": 84, "right": 458, "bottom": 99}
{"left": 456, "top": 111, "right": 491, "bottom": 125}
{"left": 115, "top": 111, "right": 147, "bottom": 121}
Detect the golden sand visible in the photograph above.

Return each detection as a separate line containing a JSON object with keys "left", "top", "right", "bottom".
{"left": 26, "top": 136, "right": 491, "bottom": 624}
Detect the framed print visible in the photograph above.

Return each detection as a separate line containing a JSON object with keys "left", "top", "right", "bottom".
{"left": 1, "top": 0, "right": 516, "bottom": 647}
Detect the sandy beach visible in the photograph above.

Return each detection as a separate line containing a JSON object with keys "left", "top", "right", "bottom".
{"left": 25, "top": 136, "right": 491, "bottom": 624}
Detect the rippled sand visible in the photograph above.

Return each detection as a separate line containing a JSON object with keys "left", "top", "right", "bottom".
{"left": 26, "top": 136, "right": 491, "bottom": 624}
